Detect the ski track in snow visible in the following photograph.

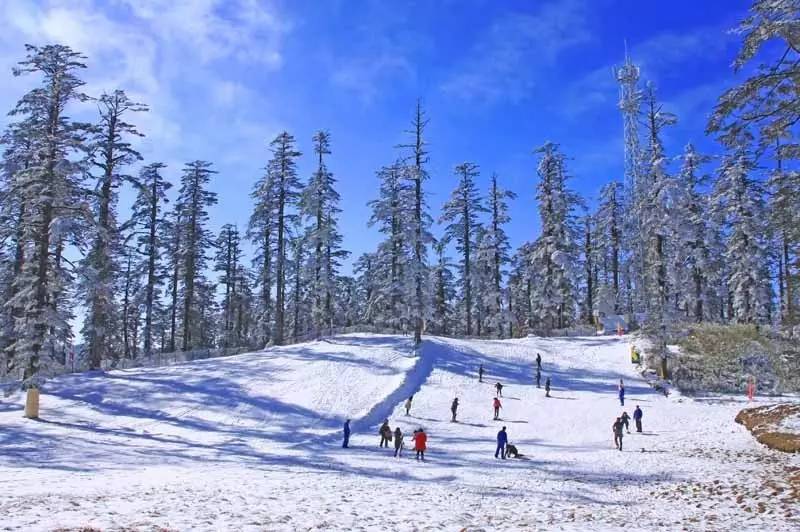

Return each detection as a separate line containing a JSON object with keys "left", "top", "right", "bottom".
{"left": 0, "top": 333, "right": 798, "bottom": 531}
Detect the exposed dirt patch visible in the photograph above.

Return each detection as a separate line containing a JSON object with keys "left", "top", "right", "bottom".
{"left": 736, "top": 404, "right": 800, "bottom": 453}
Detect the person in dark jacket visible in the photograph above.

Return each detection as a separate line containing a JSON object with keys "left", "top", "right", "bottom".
{"left": 612, "top": 417, "right": 624, "bottom": 451}
{"left": 379, "top": 419, "right": 392, "bottom": 447}
{"left": 493, "top": 397, "right": 502, "bottom": 420}
{"left": 618, "top": 384, "right": 625, "bottom": 406}
{"left": 478, "top": 364, "right": 484, "bottom": 383}
{"left": 633, "top": 405, "right": 643, "bottom": 432}
{"left": 545, "top": 377, "right": 551, "bottom": 397}
{"left": 495, "top": 426, "right": 508, "bottom": 459}
{"left": 536, "top": 368, "right": 541, "bottom": 388}
{"left": 451, "top": 397, "right": 459, "bottom": 422}
{"left": 506, "top": 443, "right": 521, "bottom": 458}
{"left": 495, "top": 382, "right": 503, "bottom": 397}
{"left": 536, "top": 353, "right": 542, "bottom": 370}
{"left": 405, "top": 395, "right": 413, "bottom": 416}
{"left": 393, "top": 427, "right": 404, "bottom": 457}
{"left": 620, "top": 411, "right": 631, "bottom": 433}
{"left": 343, "top": 419, "right": 351, "bottom": 448}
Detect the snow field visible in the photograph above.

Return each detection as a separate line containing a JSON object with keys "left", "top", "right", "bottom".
{"left": 0, "top": 333, "right": 798, "bottom": 531}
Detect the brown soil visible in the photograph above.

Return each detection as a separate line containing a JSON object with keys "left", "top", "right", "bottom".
{"left": 736, "top": 404, "right": 800, "bottom": 453}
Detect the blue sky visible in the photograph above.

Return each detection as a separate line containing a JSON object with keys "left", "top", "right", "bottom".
{"left": 0, "top": 0, "right": 750, "bottom": 273}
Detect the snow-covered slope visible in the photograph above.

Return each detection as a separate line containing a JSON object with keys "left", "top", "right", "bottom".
{"left": 0, "top": 333, "right": 797, "bottom": 531}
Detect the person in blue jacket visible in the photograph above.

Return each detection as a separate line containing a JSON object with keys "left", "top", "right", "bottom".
{"left": 618, "top": 383, "right": 625, "bottom": 406}
{"left": 343, "top": 419, "right": 351, "bottom": 448}
{"left": 633, "top": 405, "right": 643, "bottom": 432}
{"left": 495, "top": 426, "right": 508, "bottom": 459}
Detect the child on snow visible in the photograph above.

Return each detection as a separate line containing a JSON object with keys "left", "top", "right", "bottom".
{"left": 612, "top": 417, "right": 624, "bottom": 451}
{"left": 493, "top": 397, "right": 502, "bottom": 420}
{"left": 495, "top": 382, "right": 503, "bottom": 397}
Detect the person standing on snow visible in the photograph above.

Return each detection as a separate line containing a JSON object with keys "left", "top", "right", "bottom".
{"left": 633, "top": 405, "right": 643, "bottom": 433}
{"left": 413, "top": 428, "right": 427, "bottom": 460}
{"left": 545, "top": 377, "right": 551, "bottom": 397}
{"left": 495, "top": 382, "right": 503, "bottom": 397}
{"left": 451, "top": 397, "right": 459, "bottom": 422}
{"left": 478, "top": 364, "right": 485, "bottom": 383}
{"left": 495, "top": 426, "right": 508, "bottom": 459}
{"left": 405, "top": 395, "right": 413, "bottom": 416}
{"left": 612, "top": 417, "right": 624, "bottom": 451}
{"left": 393, "top": 427, "right": 404, "bottom": 457}
{"left": 343, "top": 419, "right": 351, "bottom": 448}
{"left": 620, "top": 411, "right": 631, "bottom": 433}
{"left": 493, "top": 397, "right": 502, "bottom": 420}
{"left": 536, "top": 368, "right": 541, "bottom": 388}
{"left": 536, "top": 353, "right": 542, "bottom": 371}
{"left": 618, "top": 383, "right": 625, "bottom": 406}
{"left": 379, "top": 419, "right": 392, "bottom": 447}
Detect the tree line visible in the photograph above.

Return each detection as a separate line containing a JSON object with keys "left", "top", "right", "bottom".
{"left": 0, "top": 1, "right": 798, "bottom": 386}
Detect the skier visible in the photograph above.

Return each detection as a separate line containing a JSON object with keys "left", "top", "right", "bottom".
{"left": 495, "top": 382, "right": 503, "bottom": 397}
{"left": 342, "top": 419, "right": 351, "bottom": 448}
{"left": 536, "top": 353, "right": 542, "bottom": 370}
{"left": 612, "top": 417, "right": 624, "bottom": 451}
{"left": 451, "top": 397, "right": 459, "bottom": 422}
{"left": 379, "top": 419, "right": 392, "bottom": 448}
{"left": 633, "top": 405, "right": 643, "bottom": 433}
{"left": 495, "top": 426, "right": 508, "bottom": 459}
{"left": 618, "top": 383, "right": 625, "bottom": 406}
{"left": 405, "top": 395, "right": 413, "bottom": 416}
{"left": 393, "top": 427, "right": 404, "bottom": 457}
{"left": 493, "top": 397, "right": 502, "bottom": 420}
{"left": 535, "top": 368, "right": 541, "bottom": 388}
{"left": 478, "top": 364, "right": 484, "bottom": 383}
{"left": 413, "top": 428, "right": 427, "bottom": 460}
{"left": 621, "top": 411, "right": 631, "bottom": 433}
{"left": 545, "top": 377, "right": 551, "bottom": 397}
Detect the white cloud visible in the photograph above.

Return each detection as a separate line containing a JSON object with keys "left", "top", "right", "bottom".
{"left": 440, "top": 0, "right": 591, "bottom": 104}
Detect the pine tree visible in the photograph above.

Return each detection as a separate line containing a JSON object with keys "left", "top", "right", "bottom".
{"left": 302, "top": 131, "right": 348, "bottom": 337}
{"left": 129, "top": 162, "right": 171, "bottom": 355}
{"left": 6, "top": 45, "right": 90, "bottom": 386}
{"left": 354, "top": 253, "right": 378, "bottom": 325}
{"left": 267, "top": 132, "right": 301, "bottom": 346}
{"left": 430, "top": 241, "right": 456, "bottom": 335}
{"left": 214, "top": 224, "right": 244, "bottom": 347}
{"left": 440, "top": 162, "right": 486, "bottom": 336}
{"left": 175, "top": 161, "right": 218, "bottom": 351}
{"left": 82, "top": 89, "right": 147, "bottom": 369}
{"left": 594, "top": 181, "right": 624, "bottom": 314}
{"left": 248, "top": 165, "right": 276, "bottom": 346}
{"left": 483, "top": 173, "right": 516, "bottom": 336}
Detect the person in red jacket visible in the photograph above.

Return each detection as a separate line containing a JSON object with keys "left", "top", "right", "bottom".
{"left": 493, "top": 397, "right": 502, "bottom": 420}
{"left": 413, "top": 428, "right": 427, "bottom": 460}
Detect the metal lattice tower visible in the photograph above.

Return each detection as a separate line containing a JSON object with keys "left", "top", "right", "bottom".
{"left": 614, "top": 43, "right": 642, "bottom": 200}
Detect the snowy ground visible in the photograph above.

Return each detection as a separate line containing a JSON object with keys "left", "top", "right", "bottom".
{"left": 1, "top": 333, "right": 798, "bottom": 531}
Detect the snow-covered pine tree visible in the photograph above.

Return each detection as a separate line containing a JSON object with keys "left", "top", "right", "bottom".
{"left": 482, "top": 174, "right": 516, "bottom": 337}
{"left": 164, "top": 209, "right": 182, "bottom": 352}
{"left": 368, "top": 162, "right": 410, "bottom": 330}
{"left": 82, "top": 89, "right": 147, "bottom": 369}
{"left": 508, "top": 243, "right": 536, "bottom": 336}
{"left": 175, "top": 160, "right": 218, "bottom": 351}
{"left": 439, "top": 162, "right": 486, "bottom": 336}
{"left": 266, "top": 132, "right": 301, "bottom": 346}
{"left": 530, "top": 142, "right": 581, "bottom": 331}
{"left": 594, "top": 181, "right": 624, "bottom": 315}
{"left": 247, "top": 164, "right": 276, "bottom": 346}
{"left": 301, "top": 130, "right": 348, "bottom": 337}
{"left": 6, "top": 45, "right": 90, "bottom": 387}
{"left": 397, "top": 101, "right": 434, "bottom": 345}
{"left": 430, "top": 240, "right": 456, "bottom": 335}
{"left": 129, "top": 162, "right": 171, "bottom": 355}
{"left": 353, "top": 252, "right": 378, "bottom": 326}
{"left": 287, "top": 233, "right": 309, "bottom": 342}
{"left": 713, "top": 147, "right": 773, "bottom": 323}
{"left": 708, "top": 0, "right": 800, "bottom": 159}
{"left": 214, "top": 224, "right": 244, "bottom": 348}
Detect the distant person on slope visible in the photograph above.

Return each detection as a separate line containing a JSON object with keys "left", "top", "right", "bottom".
{"left": 545, "top": 377, "right": 551, "bottom": 397}
{"left": 405, "top": 395, "right": 413, "bottom": 416}
{"left": 394, "top": 427, "right": 404, "bottom": 457}
{"left": 633, "top": 405, "right": 643, "bottom": 433}
{"left": 379, "top": 419, "right": 392, "bottom": 448}
{"left": 451, "top": 397, "right": 459, "bottom": 422}
{"left": 618, "top": 383, "right": 625, "bottom": 406}
{"left": 479, "top": 364, "right": 485, "bottom": 383}
{"left": 620, "top": 411, "right": 631, "bottom": 433}
{"left": 413, "top": 428, "right": 427, "bottom": 460}
{"left": 343, "top": 419, "right": 351, "bottom": 448}
{"left": 506, "top": 442, "right": 521, "bottom": 458}
{"left": 493, "top": 397, "right": 502, "bottom": 420}
{"left": 495, "top": 382, "right": 503, "bottom": 397}
{"left": 612, "top": 417, "right": 624, "bottom": 451}
{"left": 495, "top": 426, "right": 508, "bottom": 459}
{"left": 536, "top": 368, "right": 541, "bottom": 388}
{"left": 536, "top": 353, "right": 542, "bottom": 371}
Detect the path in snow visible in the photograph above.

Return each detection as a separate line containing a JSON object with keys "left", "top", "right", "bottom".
{"left": 0, "top": 333, "right": 797, "bottom": 531}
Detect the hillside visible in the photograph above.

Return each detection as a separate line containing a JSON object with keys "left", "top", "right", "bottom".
{"left": 1, "top": 334, "right": 798, "bottom": 531}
